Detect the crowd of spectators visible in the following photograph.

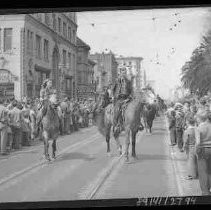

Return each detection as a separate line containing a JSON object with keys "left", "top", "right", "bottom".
{"left": 0, "top": 97, "right": 96, "bottom": 156}
{"left": 166, "top": 96, "right": 211, "bottom": 195}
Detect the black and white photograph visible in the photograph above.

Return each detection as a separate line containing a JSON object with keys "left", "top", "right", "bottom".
{"left": 0, "top": 4, "right": 211, "bottom": 207}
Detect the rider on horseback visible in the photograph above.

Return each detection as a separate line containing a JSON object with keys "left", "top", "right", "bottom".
{"left": 37, "top": 79, "right": 58, "bottom": 126}
{"left": 112, "top": 69, "right": 134, "bottom": 132}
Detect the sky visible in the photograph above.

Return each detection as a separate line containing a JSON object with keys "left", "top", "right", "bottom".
{"left": 77, "top": 7, "right": 210, "bottom": 99}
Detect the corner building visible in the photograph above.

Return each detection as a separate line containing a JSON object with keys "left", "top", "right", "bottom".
{"left": 0, "top": 13, "right": 77, "bottom": 101}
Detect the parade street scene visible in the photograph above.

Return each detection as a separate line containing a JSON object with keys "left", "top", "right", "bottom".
{"left": 0, "top": 7, "right": 211, "bottom": 204}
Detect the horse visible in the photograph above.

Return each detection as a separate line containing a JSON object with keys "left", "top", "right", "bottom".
{"left": 93, "top": 93, "right": 146, "bottom": 162}
{"left": 142, "top": 103, "right": 156, "bottom": 133}
{"left": 37, "top": 94, "right": 60, "bottom": 161}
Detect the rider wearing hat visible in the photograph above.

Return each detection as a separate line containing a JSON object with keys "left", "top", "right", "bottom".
{"left": 112, "top": 69, "right": 134, "bottom": 132}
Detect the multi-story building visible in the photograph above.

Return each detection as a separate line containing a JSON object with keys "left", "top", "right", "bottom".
{"left": 0, "top": 12, "right": 77, "bottom": 101}
{"left": 146, "top": 80, "right": 156, "bottom": 92}
{"left": 76, "top": 37, "right": 95, "bottom": 100}
{"left": 116, "top": 56, "right": 144, "bottom": 93}
{"left": 89, "top": 52, "right": 118, "bottom": 93}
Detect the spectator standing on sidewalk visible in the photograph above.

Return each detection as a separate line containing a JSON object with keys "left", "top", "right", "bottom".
{"left": 195, "top": 110, "right": 211, "bottom": 195}
{"left": 168, "top": 110, "right": 177, "bottom": 146}
{"left": 181, "top": 116, "right": 198, "bottom": 180}
{"left": 21, "top": 101, "right": 31, "bottom": 146}
{"left": 7, "top": 100, "right": 23, "bottom": 150}
{"left": 0, "top": 99, "right": 8, "bottom": 155}
{"left": 174, "top": 103, "right": 185, "bottom": 152}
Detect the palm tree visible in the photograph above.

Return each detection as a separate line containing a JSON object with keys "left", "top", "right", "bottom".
{"left": 181, "top": 30, "right": 211, "bottom": 96}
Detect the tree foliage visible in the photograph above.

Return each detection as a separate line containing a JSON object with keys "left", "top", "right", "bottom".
{"left": 181, "top": 31, "right": 211, "bottom": 97}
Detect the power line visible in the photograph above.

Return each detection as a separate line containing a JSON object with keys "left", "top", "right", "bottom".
{"left": 78, "top": 9, "right": 207, "bottom": 27}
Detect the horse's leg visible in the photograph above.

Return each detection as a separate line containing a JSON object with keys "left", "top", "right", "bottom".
{"left": 131, "top": 131, "right": 137, "bottom": 159}
{"left": 43, "top": 130, "right": 50, "bottom": 161}
{"left": 106, "top": 126, "right": 111, "bottom": 156}
{"left": 124, "top": 128, "right": 130, "bottom": 162}
{"left": 113, "top": 126, "right": 122, "bottom": 156}
{"left": 52, "top": 138, "right": 57, "bottom": 159}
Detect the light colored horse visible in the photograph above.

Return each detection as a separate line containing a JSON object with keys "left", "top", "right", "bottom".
{"left": 93, "top": 93, "right": 145, "bottom": 162}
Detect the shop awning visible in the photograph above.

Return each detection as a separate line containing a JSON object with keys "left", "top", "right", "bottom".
{"left": 34, "top": 65, "right": 51, "bottom": 73}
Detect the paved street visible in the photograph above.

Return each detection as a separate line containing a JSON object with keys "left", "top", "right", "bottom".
{"left": 0, "top": 115, "right": 200, "bottom": 203}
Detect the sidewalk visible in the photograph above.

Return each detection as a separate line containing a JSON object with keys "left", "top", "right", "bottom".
{"left": 0, "top": 126, "right": 94, "bottom": 161}
{"left": 165, "top": 119, "right": 201, "bottom": 196}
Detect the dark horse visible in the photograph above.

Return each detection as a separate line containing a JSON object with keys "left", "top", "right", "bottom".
{"left": 93, "top": 93, "right": 145, "bottom": 162}
{"left": 37, "top": 94, "right": 60, "bottom": 161}
{"left": 142, "top": 103, "right": 156, "bottom": 133}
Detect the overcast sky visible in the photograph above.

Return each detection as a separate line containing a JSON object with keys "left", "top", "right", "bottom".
{"left": 77, "top": 7, "right": 210, "bottom": 99}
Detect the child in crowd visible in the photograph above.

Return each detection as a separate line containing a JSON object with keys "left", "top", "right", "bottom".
{"left": 182, "top": 116, "right": 198, "bottom": 180}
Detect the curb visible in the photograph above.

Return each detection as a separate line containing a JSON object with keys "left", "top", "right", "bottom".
{"left": 164, "top": 117, "right": 201, "bottom": 196}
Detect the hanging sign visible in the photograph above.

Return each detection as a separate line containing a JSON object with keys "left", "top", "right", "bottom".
{"left": 0, "top": 69, "right": 18, "bottom": 83}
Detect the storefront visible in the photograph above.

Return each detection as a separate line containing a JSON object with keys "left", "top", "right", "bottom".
{"left": 0, "top": 69, "right": 17, "bottom": 101}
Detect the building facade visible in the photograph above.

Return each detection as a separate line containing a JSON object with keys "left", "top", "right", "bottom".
{"left": 116, "top": 57, "right": 144, "bottom": 93}
{"left": 146, "top": 80, "right": 156, "bottom": 92}
{"left": 0, "top": 12, "right": 77, "bottom": 101}
{"left": 76, "top": 37, "right": 95, "bottom": 100}
{"left": 89, "top": 52, "right": 118, "bottom": 93}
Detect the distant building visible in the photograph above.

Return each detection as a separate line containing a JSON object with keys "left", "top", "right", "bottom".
{"left": 89, "top": 52, "right": 118, "bottom": 93}
{"left": 76, "top": 37, "right": 95, "bottom": 100}
{"left": 146, "top": 80, "right": 156, "bottom": 92}
{"left": 116, "top": 56, "right": 144, "bottom": 92}
{"left": 0, "top": 13, "right": 77, "bottom": 100}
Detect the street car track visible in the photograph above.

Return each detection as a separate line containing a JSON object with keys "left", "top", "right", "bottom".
{"left": 78, "top": 130, "right": 145, "bottom": 200}
{"left": 0, "top": 132, "right": 101, "bottom": 191}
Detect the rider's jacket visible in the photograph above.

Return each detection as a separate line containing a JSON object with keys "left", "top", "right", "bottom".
{"left": 40, "top": 87, "right": 53, "bottom": 101}
{"left": 113, "top": 75, "right": 133, "bottom": 101}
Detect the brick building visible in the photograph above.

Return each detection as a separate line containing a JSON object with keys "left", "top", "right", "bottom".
{"left": 89, "top": 52, "right": 118, "bottom": 94}
{"left": 116, "top": 56, "right": 144, "bottom": 93}
{"left": 0, "top": 12, "right": 77, "bottom": 100}
{"left": 76, "top": 37, "right": 95, "bottom": 100}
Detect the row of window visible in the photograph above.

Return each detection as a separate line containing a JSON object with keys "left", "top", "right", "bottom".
{"left": 77, "top": 70, "right": 94, "bottom": 84}
{"left": 35, "top": 13, "right": 76, "bottom": 44}
{"left": 0, "top": 28, "right": 13, "bottom": 52}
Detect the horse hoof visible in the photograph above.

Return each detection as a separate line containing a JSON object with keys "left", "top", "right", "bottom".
{"left": 132, "top": 156, "right": 138, "bottom": 161}
{"left": 107, "top": 152, "right": 112, "bottom": 157}
{"left": 124, "top": 157, "right": 129, "bottom": 163}
{"left": 45, "top": 155, "right": 51, "bottom": 162}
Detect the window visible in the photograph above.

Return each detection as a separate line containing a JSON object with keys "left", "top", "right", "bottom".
{"left": 78, "top": 56, "right": 82, "bottom": 63}
{"left": 63, "top": 22, "right": 67, "bottom": 37}
{"left": 4, "top": 28, "right": 12, "bottom": 52}
{"left": 78, "top": 71, "right": 82, "bottom": 83}
{"left": 72, "top": 54, "right": 75, "bottom": 70}
{"left": 44, "top": 39, "right": 49, "bottom": 62}
{"left": 72, "top": 30, "right": 75, "bottom": 43}
{"left": 68, "top": 27, "right": 71, "bottom": 41}
{"left": 52, "top": 14, "right": 57, "bottom": 31}
{"left": 68, "top": 52, "right": 71, "bottom": 69}
{"left": 36, "top": 13, "right": 42, "bottom": 21}
{"left": 27, "top": 30, "right": 30, "bottom": 52}
{"left": 58, "top": 17, "right": 61, "bottom": 33}
{"left": 35, "top": 35, "right": 41, "bottom": 59}
{"left": 63, "top": 50, "right": 66, "bottom": 66}
{"left": 27, "top": 30, "right": 34, "bottom": 54}
{"left": 30, "top": 32, "right": 33, "bottom": 54}
{"left": 0, "top": 29, "right": 1, "bottom": 49}
{"left": 44, "top": 13, "right": 50, "bottom": 26}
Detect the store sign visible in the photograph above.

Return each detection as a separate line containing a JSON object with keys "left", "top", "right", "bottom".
{"left": 0, "top": 69, "right": 18, "bottom": 83}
